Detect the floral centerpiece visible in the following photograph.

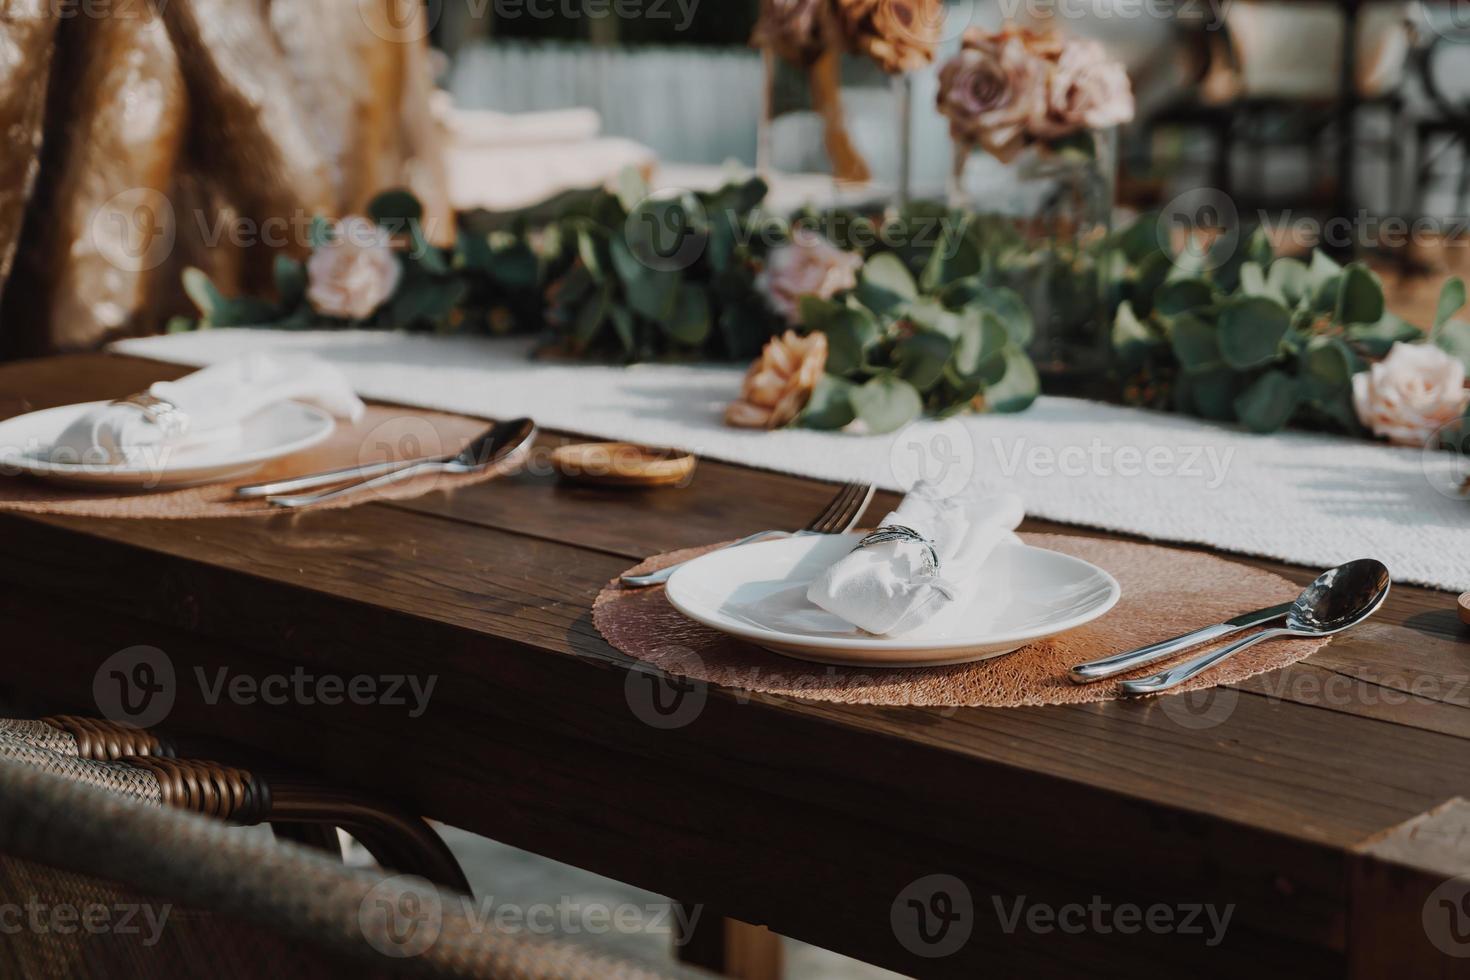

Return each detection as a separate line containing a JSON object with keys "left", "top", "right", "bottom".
{"left": 934, "top": 24, "right": 1134, "bottom": 377}
{"left": 752, "top": 0, "right": 943, "bottom": 189}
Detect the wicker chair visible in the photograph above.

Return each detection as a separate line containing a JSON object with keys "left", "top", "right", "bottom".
{"left": 0, "top": 716, "right": 469, "bottom": 893}
{"left": 0, "top": 755, "right": 696, "bottom": 979}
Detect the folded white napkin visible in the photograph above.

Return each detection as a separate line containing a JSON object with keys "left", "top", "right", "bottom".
{"left": 806, "top": 482, "right": 1025, "bottom": 636}
{"left": 50, "top": 354, "right": 365, "bottom": 465}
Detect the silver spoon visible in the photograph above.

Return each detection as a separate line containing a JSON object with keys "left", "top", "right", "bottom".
{"left": 1119, "top": 559, "right": 1391, "bottom": 696}
{"left": 260, "top": 418, "right": 536, "bottom": 508}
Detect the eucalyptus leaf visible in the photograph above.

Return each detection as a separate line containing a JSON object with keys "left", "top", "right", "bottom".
{"left": 1154, "top": 278, "right": 1215, "bottom": 316}
{"left": 1233, "top": 370, "right": 1300, "bottom": 433}
{"left": 1346, "top": 314, "right": 1422, "bottom": 356}
{"left": 894, "top": 331, "right": 954, "bottom": 393}
{"left": 1265, "top": 257, "right": 1311, "bottom": 305}
{"left": 1188, "top": 368, "right": 1239, "bottom": 421}
{"left": 1435, "top": 276, "right": 1467, "bottom": 332}
{"left": 1434, "top": 318, "right": 1470, "bottom": 371}
{"left": 981, "top": 346, "right": 1040, "bottom": 414}
{"left": 1217, "top": 296, "right": 1291, "bottom": 369}
{"left": 1168, "top": 313, "right": 1222, "bottom": 372}
{"left": 855, "top": 252, "right": 917, "bottom": 315}
{"left": 664, "top": 285, "right": 710, "bottom": 345}
{"left": 798, "top": 374, "right": 858, "bottom": 430}
{"left": 1335, "top": 263, "right": 1385, "bottom": 326}
{"left": 812, "top": 304, "right": 880, "bottom": 375}
{"left": 954, "top": 309, "right": 1010, "bottom": 376}
{"left": 368, "top": 188, "right": 423, "bottom": 226}
{"left": 609, "top": 306, "right": 635, "bottom": 353}
{"left": 850, "top": 374, "right": 923, "bottom": 434}
{"left": 272, "top": 256, "right": 306, "bottom": 307}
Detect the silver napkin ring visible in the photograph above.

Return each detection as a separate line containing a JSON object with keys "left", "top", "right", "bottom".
{"left": 855, "top": 524, "right": 941, "bottom": 576}
{"left": 112, "top": 392, "right": 190, "bottom": 441}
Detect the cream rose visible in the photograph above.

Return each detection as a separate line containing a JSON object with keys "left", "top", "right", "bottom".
{"left": 1352, "top": 342, "right": 1470, "bottom": 446}
{"left": 756, "top": 230, "right": 862, "bottom": 325}
{"left": 726, "top": 330, "right": 829, "bottom": 429}
{"left": 306, "top": 216, "right": 403, "bottom": 321}
{"left": 1034, "top": 38, "right": 1135, "bottom": 138}
{"left": 936, "top": 38, "right": 1047, "bottom": 160}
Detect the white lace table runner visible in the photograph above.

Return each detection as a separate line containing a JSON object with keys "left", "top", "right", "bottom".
{"left": 112, "top": 329, "right": 1470, "bottom": 591}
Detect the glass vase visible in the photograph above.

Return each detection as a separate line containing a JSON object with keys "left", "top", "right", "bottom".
{"left": 948, "top": 128, "right": 1117, "bottom": 381}
{"left": 756, "top": 45, "right": 912, "bottom": 209}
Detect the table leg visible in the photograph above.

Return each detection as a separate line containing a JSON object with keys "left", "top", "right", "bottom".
{"left": 675, "top": 906, "right": 783, "bottom": 980}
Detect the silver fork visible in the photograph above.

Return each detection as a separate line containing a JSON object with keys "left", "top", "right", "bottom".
{"left": 619, "top": 480, "right": 875, "bottom": 588}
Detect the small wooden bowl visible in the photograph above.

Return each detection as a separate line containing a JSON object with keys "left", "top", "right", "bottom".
{"left": 550, "top": 442, "right": 696, "bottom": 488}
{"left": 1459, "top": 592, "right": 1470, "bottom": 627}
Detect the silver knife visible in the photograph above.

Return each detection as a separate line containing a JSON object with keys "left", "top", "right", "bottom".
{"left": 1068, "top": 601, "right": 1293, "bottom": 684}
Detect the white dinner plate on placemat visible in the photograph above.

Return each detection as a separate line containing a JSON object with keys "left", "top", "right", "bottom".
{"left": 0, "top": 400, "right": 336, "bottom": 489}
{"left": 664, "top": 532, "right": 1121, "bottom": 667}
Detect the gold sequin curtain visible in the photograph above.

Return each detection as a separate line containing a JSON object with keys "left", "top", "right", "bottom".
{"left": 0, "top": 0, "right": 451, "bottom": 357}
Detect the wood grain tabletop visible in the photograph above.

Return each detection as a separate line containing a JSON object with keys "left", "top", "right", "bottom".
{"left": 1, "top": 352, "right": 1467, "bottom": 978}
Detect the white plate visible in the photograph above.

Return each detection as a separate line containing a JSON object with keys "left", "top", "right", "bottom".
{"left": 0, "top": 400, "right": 336, "bottom": 489}
{"left": 665, "top": 533, "right": 1121, "bottom": 667}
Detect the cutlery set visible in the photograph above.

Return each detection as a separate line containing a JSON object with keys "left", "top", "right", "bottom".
{"left": 235, "top": 417, "right": 536, "bottom": 507}
{"left": 623, "top": 481, "right": 1389, "bottom": 691}
{"left": 1069, "top": 558, "right": 1391, "bottom": 694}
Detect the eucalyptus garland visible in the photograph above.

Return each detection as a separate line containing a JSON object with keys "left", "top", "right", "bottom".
{"left": 1106, "top": 214, "right": 1470, "bottom": 435}
{"left": 175, "top": 173, "right": 1041, "bottom": 433}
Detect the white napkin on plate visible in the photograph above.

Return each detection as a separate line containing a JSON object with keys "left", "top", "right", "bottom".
{"left": 50, "top": 353, "right": 365, "bottom": 465}
{"left": 806, "top": 482, "right": 1025, "bottom": 636}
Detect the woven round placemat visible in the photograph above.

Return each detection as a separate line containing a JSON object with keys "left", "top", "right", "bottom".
{"left": 0, "top": 405, "right": 514, "bottom": 519}
{"left": 594, "top": 533, "right": 1329, "bottom": 707}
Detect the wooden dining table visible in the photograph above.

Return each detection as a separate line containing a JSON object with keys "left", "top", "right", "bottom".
{"left": 2, "top": 351, "right": 1469, "bottom": 978}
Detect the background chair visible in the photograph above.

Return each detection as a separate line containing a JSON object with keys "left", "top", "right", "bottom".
{"left": 0, "top": 756, "right": 698, "bottom": 978}
{"left": 0, "top": 716, "right": 469, "bottom": 893}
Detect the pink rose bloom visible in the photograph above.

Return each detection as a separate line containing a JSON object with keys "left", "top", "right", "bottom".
{"left": 936, "top": 38, "right": 1048, "bottom": 161}
{"left": 1352, "top": 342, "right": 1470, "bottom": 446}
{"left": 1034, "top": 39, "right": 1134, "bottom": 138}
{"left": 757, "top": 230, "right": 863, "bottom": 325}
{"left": 306, "top": 216, "right": 402, "bottom": 321}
